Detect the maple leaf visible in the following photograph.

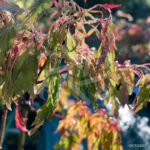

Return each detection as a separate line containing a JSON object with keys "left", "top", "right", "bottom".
{"left": 99, "top": 3, "right": 122, "bottom": 9}
{"left": 14, "top": 100, "right": 28, "bottom": 132}
{"left": 38, "top": 53, "right": 47, "bottom": 68}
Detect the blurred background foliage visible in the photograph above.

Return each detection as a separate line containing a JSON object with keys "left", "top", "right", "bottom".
{"left": 0, "top": 0, "right": 150, "bottom": 150}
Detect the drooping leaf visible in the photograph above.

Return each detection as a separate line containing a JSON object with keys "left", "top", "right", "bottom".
{"left": 28, "top": 0, "right": 50, "bottom": 22}
{"left": 65, "top": 32, "right": 76, "bottom": 52}
{"left": 0, "top": 24, "right": 16, "bottom": 64}
{"left": 99, "top": 3, "right": 122, "bottom": 9}
{"left": 14, "top": 50, "right": 38, "bottom": 95}
{"left": 32, "top": 70, "right": 60, "bottom": 128}
{"left": 136, "top": 83, "right": 150, "bottom": 108}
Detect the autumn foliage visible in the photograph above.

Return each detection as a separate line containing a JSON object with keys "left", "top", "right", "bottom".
{"left": 0, "top": 0, "right": 150, "bottom": 150}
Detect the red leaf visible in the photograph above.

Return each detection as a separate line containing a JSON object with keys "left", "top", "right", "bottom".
{"left": 99, "top": 3, "right": 122, "bottom": 9}
{"left": 49, "top": 10, "right": 58, "bottom": 20}
{"left": 97, "top": 108, "right": 105, "bottom": 116}
{"left": 53, "top": 112, "right": 65, "bottom": 119}
{"left": 12, "top": 45, "right": 19, "bottom": 63}
{"left": 38, "top": 53, "right": 47, "bottom": 68}
{"left": 15, "top": 115, "right": 28, "bottom": 132}
{"left": 15, "top": 100, "right": 28, "bottom": 133}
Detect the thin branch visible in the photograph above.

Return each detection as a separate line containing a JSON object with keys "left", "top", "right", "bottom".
{"left": 58, "top": 0, "right": 64, "bottom": 17}
{"left": 0, "top": 106, "right": 8, "bottom": 150}
{"left": 35, "top": 61, "right": 47, "bottom": 84}
{"left": 36, "top": 80, "right": 44, "bottom": 84}
{"left": 37, "top": 61, "right": 47, "bottom": 78}
{"left": 36, "top": 66, "right": 68, "bottom": 85}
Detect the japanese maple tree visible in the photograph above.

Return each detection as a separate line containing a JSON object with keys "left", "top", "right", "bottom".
{"left": 0, "top": 0, "right": 150, "bottom": 150}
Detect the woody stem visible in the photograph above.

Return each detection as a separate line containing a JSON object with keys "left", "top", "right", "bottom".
{"left": 0, "top": 106, "right": 8, "bottom": 150}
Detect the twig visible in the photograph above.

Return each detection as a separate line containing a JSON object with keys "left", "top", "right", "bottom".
{"left": 0, "top": 106, "right": 8, "bottom": 150}
{"left": 36, "top": 66, "right": 68, "bottom": 85}
{"left": 36, "top": 80, "right": 44, "bottom": 84}
{"left": 37, "top": 61, "right": 47, "bottom": 78}
{"left": 58, "top": 0, "right": 64, "bottom": 17}
{"left": 35, "top": 61, "right": 47, "bottom": 84}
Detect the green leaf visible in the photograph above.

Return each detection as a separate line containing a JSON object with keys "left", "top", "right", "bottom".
{"left": 14, "top": 51, "right": 38, "bottom": 95}
{"left": 48, "top": 73, "right": 60, "bottom": 109}
{"left": 12, "top": 50, "right": 28, "bottom": 76}
{"left": 137, "top": 83, "right": 150, "bottom": 108}
{"left": 79, "top": 69, "right": 88, "bottom": 99}
{"left": 32, "top": 100, "right": 51, "bottom": 126}
{"left": 104, "top": 87, "right": 119, "bottom": 118}
{"left": 117, "top": 84, "right": 128, "bottom": 106}
{"left": 28, "top": 0, "right": 50, "bottom": 23}
{"left": 0, "top": 24, "right": 16, "bottom": 64}
{"left": 0, "top": 24, "right": 16, "bottom": 51}
{"left": 2, "top": 71, "right": 14, "bottom": 110}
{"left": 88, "top": 82, "right": 98, "bottom": 110}
{"left": 97, "top": 44, "right": 102, "bottom": 58}
{"left": 54, "top": 137, "right": 69, "bottom": 149}
{"left": 87, "top": 27, "right": 96, "bottom": 37}
{"left": 32, "top": 70, "right": 60, "bottom": 128}
{"left": 65, "top": 32, "right": 76, "bottom": 52}
{"left": 111, "top": 97, "right": 119, "bottom": 118}
{"left": 110, "top": 79, "right": 116, "bottom": 88}
{"left": 48, "top": 28, "right": 66, "bottom": 51}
